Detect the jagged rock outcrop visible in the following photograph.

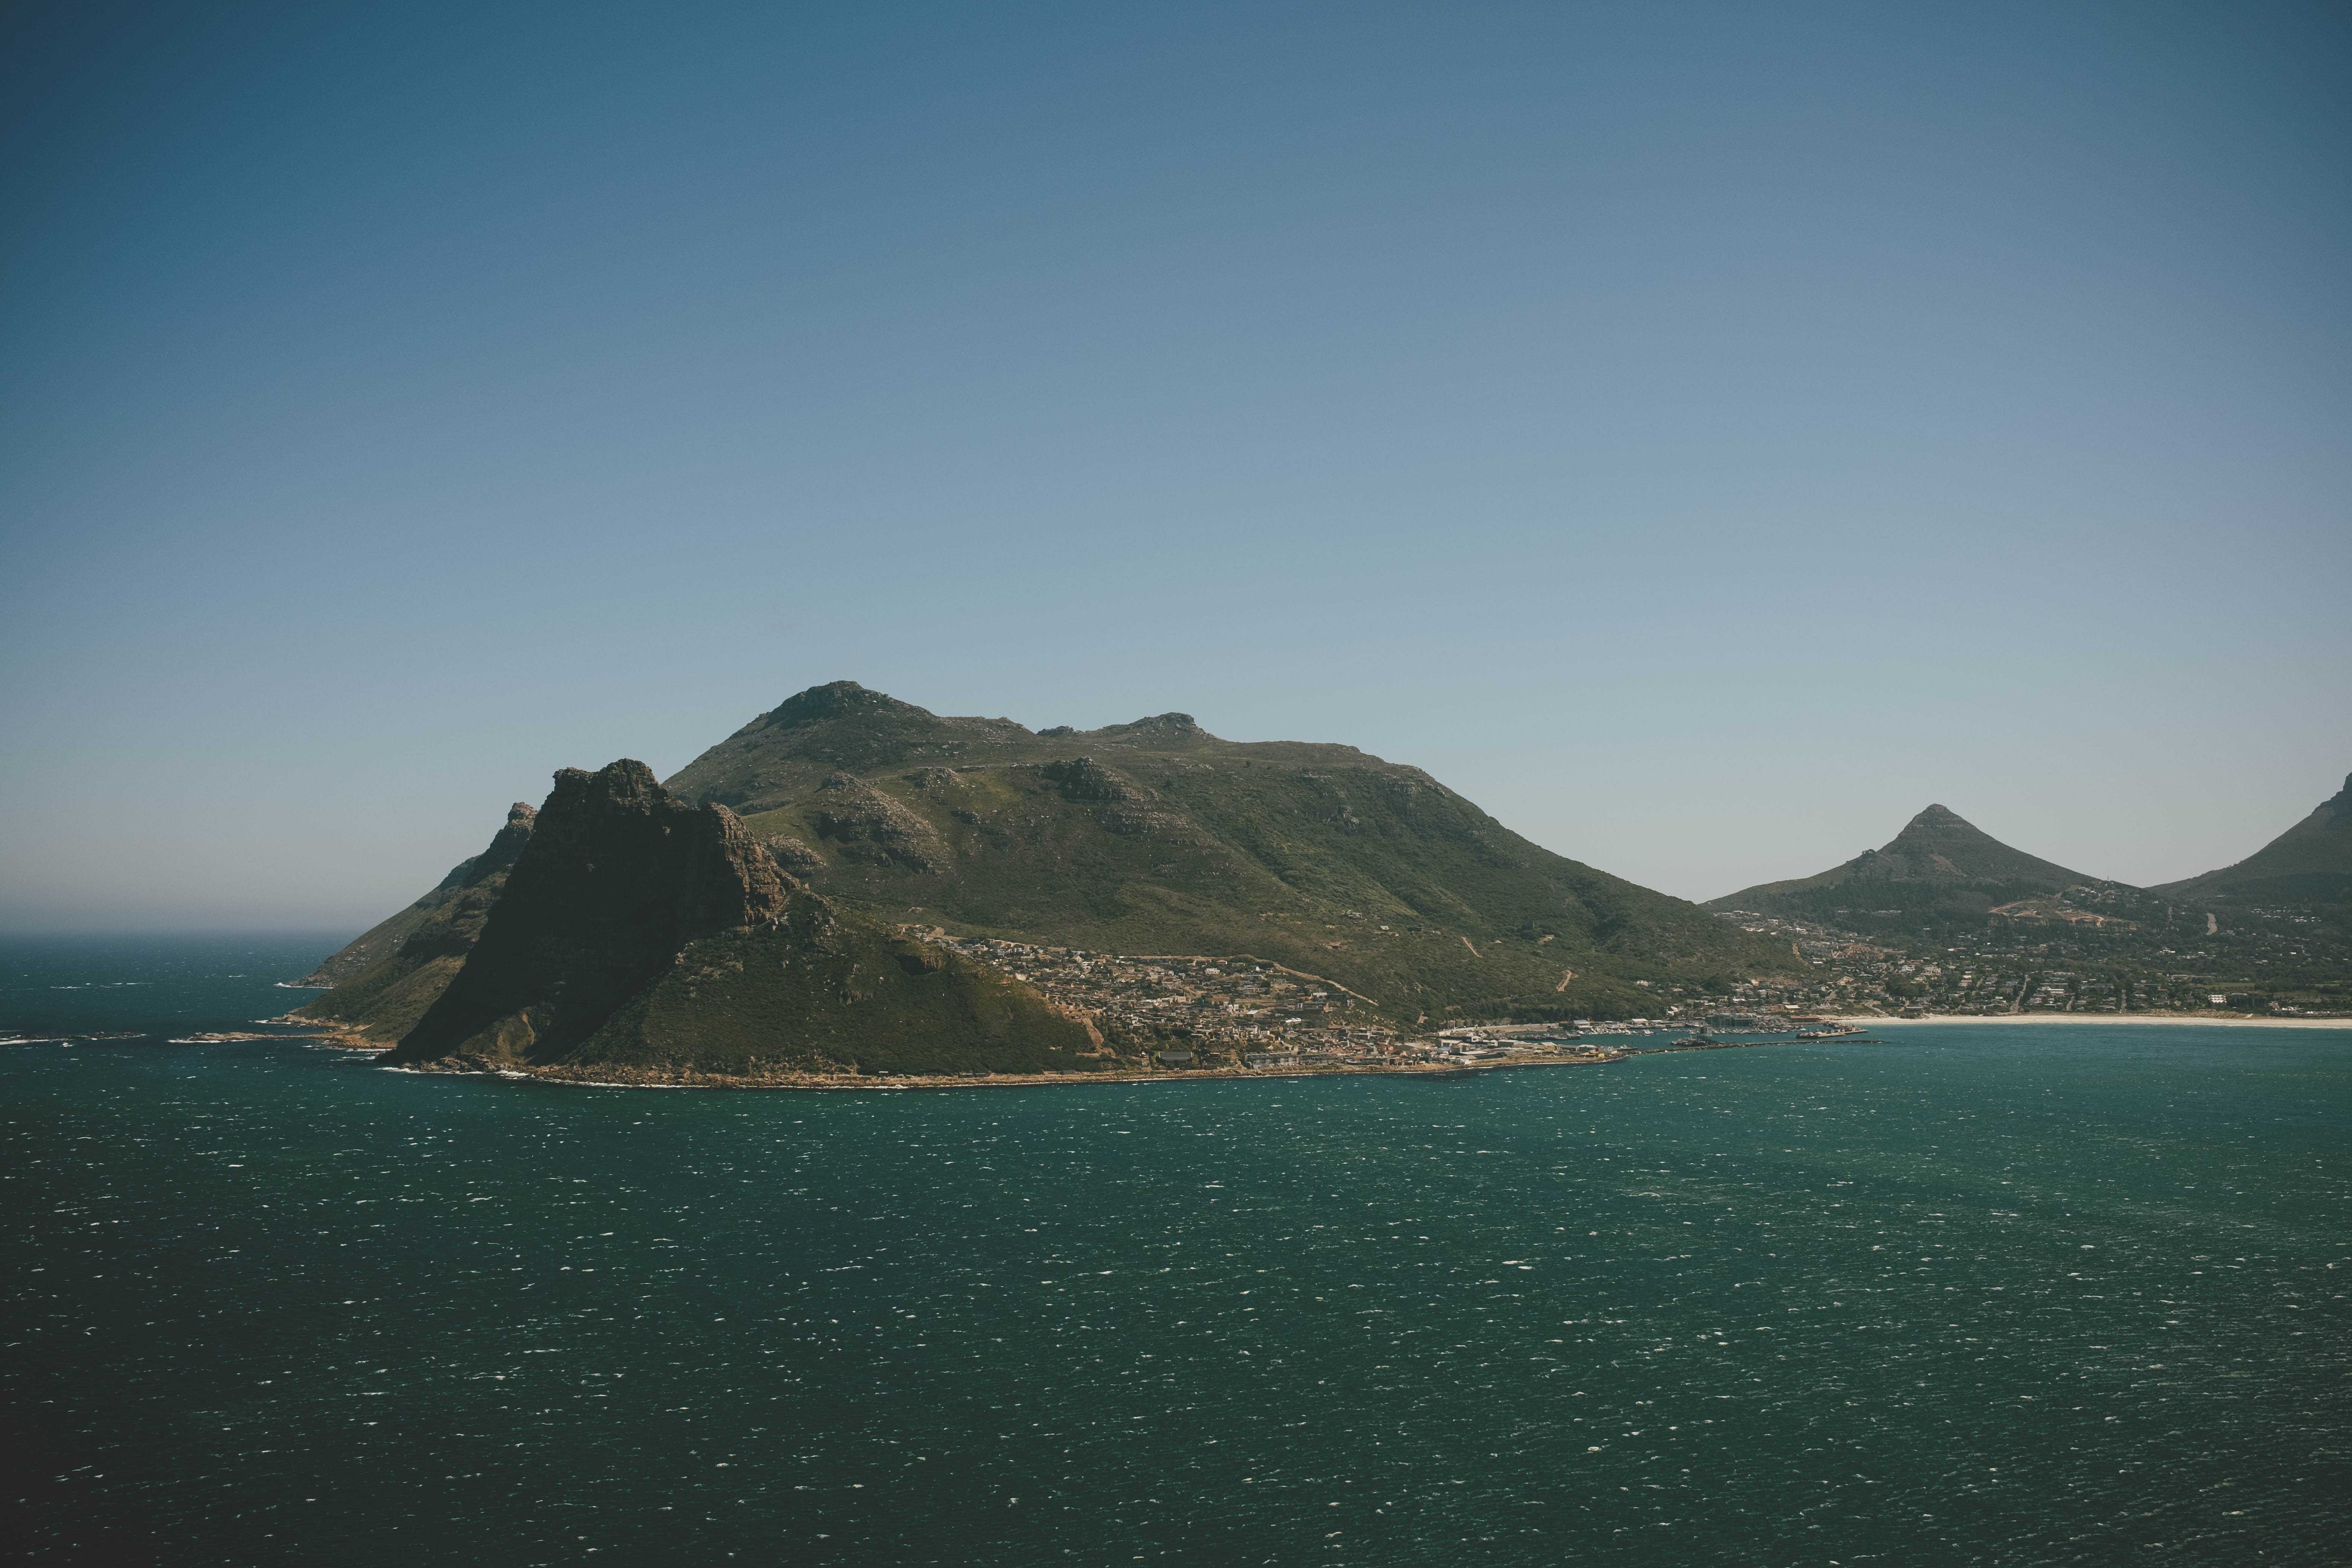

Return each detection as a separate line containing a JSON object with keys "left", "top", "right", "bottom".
{"left": 809, "top": 771, "right": 945, "bottom": 872}
{"left": 308, "top": 758, "right": 1102, "bottom": 1078}
{"left": 389, "top": 761, "right": 788, "bottom": 1065}
{"left": 1041, "top": 756, "right": 1141, "bottom": 803}
{"left": 1083, "top": 712, "right": 1213, "bottom": 747}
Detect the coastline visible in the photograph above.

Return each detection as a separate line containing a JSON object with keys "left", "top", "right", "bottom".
{"left": 378, "top": 1054, "right": 1542, "bottom": 1091}
{"left": 1827, "top": 1011, "right": 2352, "bottom": 1031}
{"left": 265, "top": 1011, "right": 2349, "bottom": 1096}
{"left": 278, "top": 1017, "right": 1631, "bottom": 1089}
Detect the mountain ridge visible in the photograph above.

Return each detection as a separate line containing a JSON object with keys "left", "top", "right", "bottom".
{"left": 2153, "top": 772, "right": 2352, "bottom": 909}
{"left": 663, "top": 684, "right": 1796, "bottom": 1019}
{"left": 296, "top": 801, "right": 536, "bottom": 988}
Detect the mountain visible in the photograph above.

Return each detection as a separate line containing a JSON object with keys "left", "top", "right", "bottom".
{"left": 369, "top": 760, "right": 1097, "bottom": 1079}
{"left": 1707, "top": 796, "right": 2352, "bottom": 1017}
{"left": 1709, "top": 804, "right": 2120, "bottom": 933}
{"left": 2154, "top": 773, "right": 2352, "bottom": 910}
{"left": 665, "top": 682, "right": 1797, "bottom": 1020}
{"left": 296, "top": 682, "right": 1798, "bottom": 1077}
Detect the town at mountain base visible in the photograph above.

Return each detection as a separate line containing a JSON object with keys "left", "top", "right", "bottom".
{"left": 297, "top": 683, "right": 1804, "bottom": 1081}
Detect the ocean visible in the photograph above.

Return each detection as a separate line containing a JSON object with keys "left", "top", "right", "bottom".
{"left": 4, "top": 936, "right": 2347, "bottom": 1565}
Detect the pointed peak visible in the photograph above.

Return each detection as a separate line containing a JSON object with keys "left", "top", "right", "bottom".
{"left": 762, "top": 681, "right": 928, "bottom": 730}
{"left": 1905, "top": 803, "right": 1971, "bottom": 828}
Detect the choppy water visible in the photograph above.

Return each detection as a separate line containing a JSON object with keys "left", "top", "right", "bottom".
{"left": 5, "top": 937, "right": 2349, "bottom": 1565}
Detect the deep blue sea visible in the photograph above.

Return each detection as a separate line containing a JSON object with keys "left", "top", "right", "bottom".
{"left": 5, "top": 936, "right": 2349, "bottom": 1565}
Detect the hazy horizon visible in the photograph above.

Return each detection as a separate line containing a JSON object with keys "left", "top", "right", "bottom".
{"left": 5, "top": 2, "right": 2347, "bottom": 931}
{"left": 1, "top": 672, "right": 2341, "bottom": 936}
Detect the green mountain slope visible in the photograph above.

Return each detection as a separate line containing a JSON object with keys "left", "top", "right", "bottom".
{"left": 2154, "top": 773, "right": 2352, "bottom": 909}
{"left": 667, "top": 683, "right": 1798, "bottom": 1021}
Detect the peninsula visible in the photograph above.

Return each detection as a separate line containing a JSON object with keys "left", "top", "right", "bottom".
{"left": 294, "top": 683, "right": 1798, "bottom": 1084}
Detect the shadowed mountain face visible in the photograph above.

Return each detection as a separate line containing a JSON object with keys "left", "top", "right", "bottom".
{"left": 2156, "top": 773, "right": 2352, "bottom": 909}
{"left": 387, "top": 761, "right": 789, "bottom": 1064}
{"left": 1709, "top": 805, "right": 2118, "bottom": 933}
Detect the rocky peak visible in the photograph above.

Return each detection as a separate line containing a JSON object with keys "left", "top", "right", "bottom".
{"left": 808, "top": 770, "right": 943, "bottom": 872}
{"left": 392, "top": 760, "right": 789, "bottom": 1064}
{"left": 466, "top": 800, "right": 539, "bottom": 882}
{"left": 761, "top": 681, "right": 927, "bottom": 730}
{"left": 433, "top": 799, "right": 541, "bottom": 894}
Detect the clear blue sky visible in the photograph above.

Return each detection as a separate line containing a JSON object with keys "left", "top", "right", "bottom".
{"left": 3, "top": 1, "right": 2346, "bottom": 931}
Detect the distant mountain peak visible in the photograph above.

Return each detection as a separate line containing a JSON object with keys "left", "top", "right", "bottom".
{"left": 1710, "top": 798, "right": 2107, "bottom": 915}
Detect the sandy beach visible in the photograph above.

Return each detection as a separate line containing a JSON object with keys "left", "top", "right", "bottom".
{"left": 1830, "top": 1012, "right": 2352, "bottom": 1031}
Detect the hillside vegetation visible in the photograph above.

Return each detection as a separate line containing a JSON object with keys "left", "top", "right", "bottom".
{"left": 672, "top": 683, "right": 1799, "bottom": 1021}
{"left": 1709, "top": 804, "right": 2119, "bottom": 936}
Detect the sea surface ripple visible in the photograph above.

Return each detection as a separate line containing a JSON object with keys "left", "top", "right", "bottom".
{"left": 4, "top": 938, "right": 2348, "bottom": 1564}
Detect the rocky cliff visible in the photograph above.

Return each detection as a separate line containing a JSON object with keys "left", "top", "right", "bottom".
{"left": 375, "top": 759, "right": 1099, "bottom": 1076}
{"left": 387, "top": 761, "right": 789, "bottom": 1064}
